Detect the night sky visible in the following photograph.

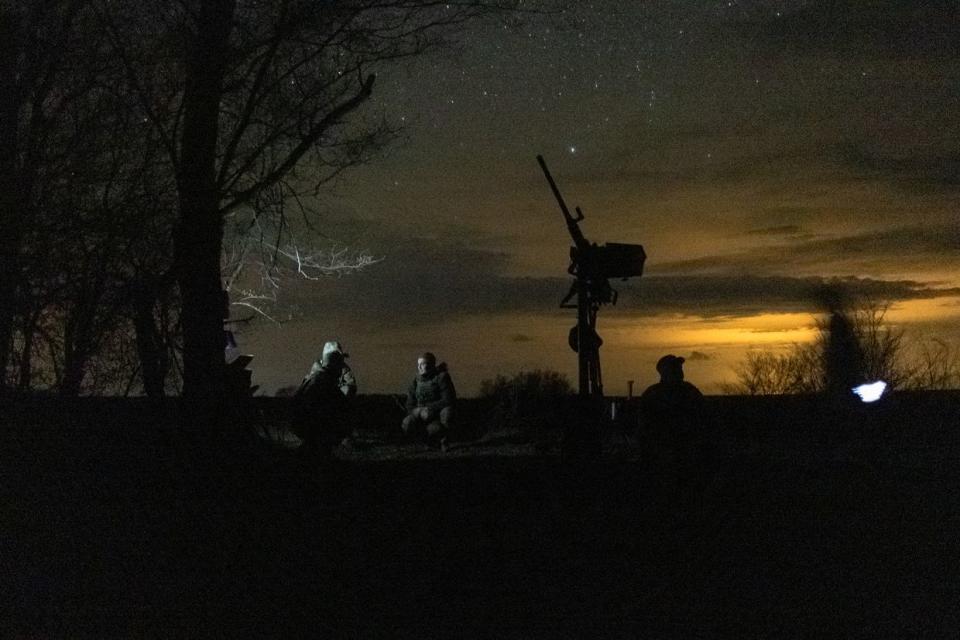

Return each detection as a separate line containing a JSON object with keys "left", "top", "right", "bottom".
{"left": 243, "top": 0, "right": 960, "bottom": 396}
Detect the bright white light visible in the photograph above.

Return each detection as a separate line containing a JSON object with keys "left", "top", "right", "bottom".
{"left": 852, "top": 380, "right": 887, "bottom": 403}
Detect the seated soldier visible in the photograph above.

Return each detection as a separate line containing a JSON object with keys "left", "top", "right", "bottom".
{"left": 401, "top": 352, "right": 456, "bottom": 452}
{"left": 314, "top": 340, "right": 360, "bottom": 449}
{"left": 293, "top": 349, "right": 350, "bottom": 459}
{"left": 314, "top": 340, "right": 357, "bottom": 399}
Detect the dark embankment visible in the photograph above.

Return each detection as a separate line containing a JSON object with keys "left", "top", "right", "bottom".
{"left": 2, "top": 391, "right": 959, "bottom": 638}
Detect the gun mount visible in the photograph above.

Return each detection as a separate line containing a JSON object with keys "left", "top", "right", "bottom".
{"left": 537, "top": 155, "right": 646, "bottom": 398}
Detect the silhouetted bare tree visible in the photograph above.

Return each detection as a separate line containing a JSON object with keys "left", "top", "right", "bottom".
{"left": 0, "top": 0, "right": 184, "bottom": 396}
{"left": 721, "top": 347, "right": 821, "bottom": 396}
{"left": 221, "top": 215, "right": 380, "bottom": 324}
{"left": 905, "top": 338, "right": 960, "bottom": 391}
{"left": 722, "top": 296, "right": 928, "bottom": 395}
{"left": 0, "top": 1, "right": 163, "bottom": 394}
{"left": 88, "top": 0, "right": 541, "bottom": 426}
{"left": 1, "top": 1, "right": 552, "bottom": 404}
{"left": 0, "top": 0, "right": 101, "bottom": 389}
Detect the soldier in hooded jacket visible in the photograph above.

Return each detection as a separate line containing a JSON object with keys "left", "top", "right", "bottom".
{"left": 293, "top": 348, "right": 350, "bottom": 457}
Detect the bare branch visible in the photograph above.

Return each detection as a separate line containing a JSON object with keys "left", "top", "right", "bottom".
{"left": 219, "top": 73, "right": 377, "bottom": 213}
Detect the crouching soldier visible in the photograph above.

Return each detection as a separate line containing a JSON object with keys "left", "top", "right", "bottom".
{"left": 401, "top": 352, "right": 456, "bottom": 452}
{"left": 293, "top": 348, "right": 350, "bottom": 459}
{"left": 320, "top": 340, "right": 357, "bottom": 399}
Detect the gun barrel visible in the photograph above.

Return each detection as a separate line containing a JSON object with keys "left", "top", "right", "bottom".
{"left": 537, "top": 155, "right": 588, "bottom": 250}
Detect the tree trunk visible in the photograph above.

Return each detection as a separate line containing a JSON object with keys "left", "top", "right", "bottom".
{"left": 17, "top": 311, "right": 38, "bottom": 390}
{"left": 132, "top": 283, "right": 168, "bottom": 398}
{"left": 59, "top": 353, "right": 87, "bottom": 397}
{"left": 0, "top": 224, "right": 17, "bottom": 390}
{"left": 0, "top": 8, "right": 21, "bottom": 389}
{"left": 59, "top": 291, "right": 98, "bottom": 397}
{"left": 174, "top": 0, "right": 236, "bottom": 429}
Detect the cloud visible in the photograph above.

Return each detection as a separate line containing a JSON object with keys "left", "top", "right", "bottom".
{"left": 510, "top": 334, "right": 534, "bottom": 343}
{"left": 652, "top": 224, "right": 960, "bottom": 277}
{"left": 686, "top": 351, "right": 713, "bottom": 361}
{"left": 284, "top": 238, "right": 562, "bottom": 321}
{"left": 837, "top": 144, "right": 960, "bottom": 189}
{"left": 743, "top": 225, "right": 805, "bottom": 237}
{"left": 620, "top": 275, "right": 960, "bottom": 318}
{"left": 285, "top": 230, "right": 959, "bottom": 325}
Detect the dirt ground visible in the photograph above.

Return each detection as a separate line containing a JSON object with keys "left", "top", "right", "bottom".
{"left": 3, "top": 393, "right": 960, "bottom": 638}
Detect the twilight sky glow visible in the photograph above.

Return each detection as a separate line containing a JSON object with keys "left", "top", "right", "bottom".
{"left": 242, "top": 0, "right": 960, "bottom": 396}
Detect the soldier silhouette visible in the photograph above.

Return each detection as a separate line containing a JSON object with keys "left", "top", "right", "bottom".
{"left": 639, "top": 355, "right": 709, "bottom": 501}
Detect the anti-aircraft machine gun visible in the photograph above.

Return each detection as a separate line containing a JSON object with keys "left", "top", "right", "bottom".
{"left": 536, "top": 155, "right": 646, "bottom": 399}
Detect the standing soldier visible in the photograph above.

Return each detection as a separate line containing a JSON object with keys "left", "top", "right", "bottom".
{"left": 639, "top": 355, "right": 708, "bottom": 502}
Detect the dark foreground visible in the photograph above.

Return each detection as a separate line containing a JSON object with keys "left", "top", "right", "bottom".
{"left": 3, "top": 393, "right": 959, "bottom": 638}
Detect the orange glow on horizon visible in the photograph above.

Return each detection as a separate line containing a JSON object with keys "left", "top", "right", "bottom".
{"left": 605, "top": 311, "right": 821, "bottom": 350}
{"left": 607, "top": 296, "right": 960, "bottom": 350}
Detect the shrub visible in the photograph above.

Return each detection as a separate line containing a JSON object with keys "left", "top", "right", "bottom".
{"left": 720, "top": 346, "right": 821, "bottom": 396}
{"left": 480, "top": 369, "right": 572, "bottom": 413}
{"left": 479, "top": 370, "right": 574, "bottom": 440}
{"left": 905, "top": 338, "right": 960, "bottom": 390}
{"left": 723, "top": 297, "right": 917, "bottom": 395}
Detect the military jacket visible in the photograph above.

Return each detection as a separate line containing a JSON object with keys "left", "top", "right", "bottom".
{"left": 406, "top": 368, "right": 456, "bottom": 414}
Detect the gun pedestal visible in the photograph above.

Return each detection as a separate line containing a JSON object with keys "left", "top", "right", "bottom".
{"left": 537, "top": 155, "right": 645, "bottom": 401}
{"left": 565, "top": 278, "right": 604, "bottom": 397}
